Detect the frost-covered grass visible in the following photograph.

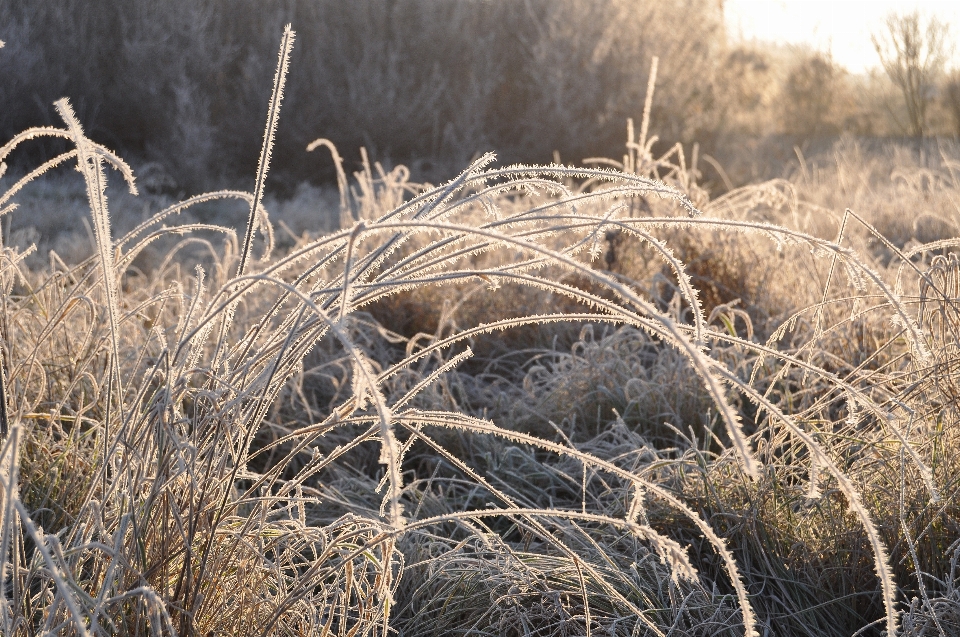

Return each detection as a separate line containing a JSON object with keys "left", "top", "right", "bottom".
{"left": 0, "top": 29, "right": 958, "bottom": 637}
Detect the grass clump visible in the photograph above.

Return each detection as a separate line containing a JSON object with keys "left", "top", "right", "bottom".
{"left": 0, "top": 27, "right": 958, "bottom": 637}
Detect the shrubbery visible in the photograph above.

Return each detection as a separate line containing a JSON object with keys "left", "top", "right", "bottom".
{"left": 0, "top": 0, "right": 722, "bottom": 190}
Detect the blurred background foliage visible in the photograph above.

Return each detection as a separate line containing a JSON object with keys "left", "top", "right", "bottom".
{"left": 2, "top": 0, "right": 960, "bottom": 194}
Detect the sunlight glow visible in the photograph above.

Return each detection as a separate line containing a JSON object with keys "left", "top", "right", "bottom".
{"left": 725, "top": 0, "right": 960, "bottom": 73}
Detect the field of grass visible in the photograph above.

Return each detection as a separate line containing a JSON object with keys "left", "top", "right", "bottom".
{"left": 1, "top": 26, "right": 960, "bottom": 637}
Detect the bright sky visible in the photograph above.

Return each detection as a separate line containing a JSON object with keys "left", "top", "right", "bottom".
{"left": 725, "top": 1, "right": 960, "bottom": 74}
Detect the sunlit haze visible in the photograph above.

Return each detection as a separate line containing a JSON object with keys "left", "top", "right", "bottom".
{"left": 725, "top": 0, "right": 960, "bottom": 74}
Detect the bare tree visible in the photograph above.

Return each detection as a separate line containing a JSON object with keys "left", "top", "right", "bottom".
{"left": 872, "top": 11, "right": 952, "bottom": 137}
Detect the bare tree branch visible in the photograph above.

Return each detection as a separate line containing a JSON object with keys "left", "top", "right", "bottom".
{"left": 872, "top": 11, "right": 952, "bottom": 137}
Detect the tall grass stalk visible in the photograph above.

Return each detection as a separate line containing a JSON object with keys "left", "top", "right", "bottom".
{"left": 237, "top": 24, "right": 294, "bottom": 279}
{"left": 212, "top": 24, "right": 295, "bottom": 375}
{"left": 54, "top": 99, "right": 137, "bottom": 492}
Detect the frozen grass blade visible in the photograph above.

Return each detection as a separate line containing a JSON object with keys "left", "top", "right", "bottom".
{"left": 638, "top": 56, "right": 659, "bottom": 162}
{"left": 0, "top": 425, "right": 19, "bottom": 634}
{"left": 306, "top": 138, "right": 352, "bottom": 226}
{"left": 55, "top": 98, "right": 137, "bottom": 484}
{"left": 238, "top": 24, "right": 295, "bottom": 279}
{"left": 212, "top": 25, "right": 295, "bottom": 377}
{"left": 0, "top": 333, "right": 7, "bottom": 441}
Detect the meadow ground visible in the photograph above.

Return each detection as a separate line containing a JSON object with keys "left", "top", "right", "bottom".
{"left": 1, "top": 30, "right": 960, "bottom": 637}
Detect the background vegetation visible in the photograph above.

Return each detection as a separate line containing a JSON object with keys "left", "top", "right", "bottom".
{"left": 4, "top": 1, "right": 960, "bottom": 196}
{"left": 0, "top": 0, "right": 724, "bottom": 192}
